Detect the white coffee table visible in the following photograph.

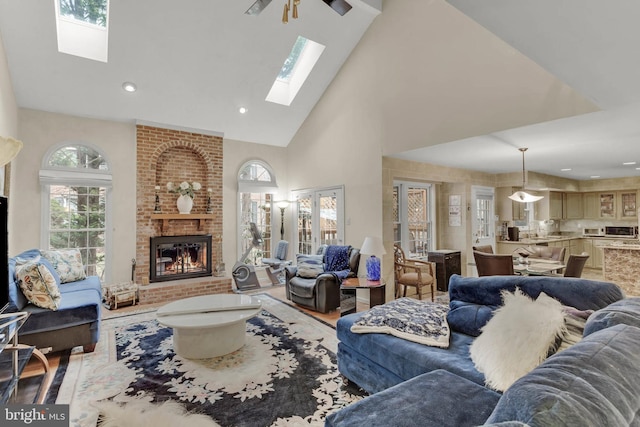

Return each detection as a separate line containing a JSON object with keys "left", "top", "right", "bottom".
{"left": 156, "top": 294, "right": 262, "bottom": 359}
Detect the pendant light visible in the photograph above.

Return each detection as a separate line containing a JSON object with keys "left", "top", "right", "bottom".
{"left": 508, "top": 148, "right": 543, "bottom": 203}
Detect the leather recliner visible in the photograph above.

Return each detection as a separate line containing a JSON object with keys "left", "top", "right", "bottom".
{"left": 285, "top": 246, "right": 360, "bottom": 313}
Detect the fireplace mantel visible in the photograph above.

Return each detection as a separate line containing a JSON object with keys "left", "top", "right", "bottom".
{"left": 151, "top": 213, "right": 214, "bottom": 232}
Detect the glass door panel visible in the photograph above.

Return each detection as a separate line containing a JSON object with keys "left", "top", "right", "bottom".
{"left": 296, "top": 193, "right": 313, "bottom": 255}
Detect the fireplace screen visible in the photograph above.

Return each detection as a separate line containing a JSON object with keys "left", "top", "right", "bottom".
{"left": 150, "top": 235, "right": 212, "bottom": 282}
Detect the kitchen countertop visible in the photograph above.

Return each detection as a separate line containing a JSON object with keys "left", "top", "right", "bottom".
{"left": 499, "top": 236, "right": 639, "bottom": 245}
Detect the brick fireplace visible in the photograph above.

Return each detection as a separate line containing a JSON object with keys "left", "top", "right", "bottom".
{"left": 135, "top": 124, "right": 232, "bottom": 304}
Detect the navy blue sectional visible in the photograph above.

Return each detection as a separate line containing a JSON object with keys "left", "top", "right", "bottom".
{"left": 8, "top": 249, "right": 102, "bottom": 353}
{"left": 327, "top": 275, "right": 637, "bottom": 427}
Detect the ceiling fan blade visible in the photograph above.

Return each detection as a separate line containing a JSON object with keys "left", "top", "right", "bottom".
{"left": 323, "top": 0, "right": 352, "bottom": 16}
{"left": 245, "top": 0, "right": 273, "bottom": 16}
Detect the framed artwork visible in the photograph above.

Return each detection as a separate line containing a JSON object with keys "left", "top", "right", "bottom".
{"left": 448, "top": 195, "right": 462, "bottom": 226}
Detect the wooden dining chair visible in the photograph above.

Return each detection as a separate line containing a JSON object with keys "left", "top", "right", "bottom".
{"left": 563, "top": 252, "right": 590, "bottom": 278}
{"left": 393, "top": 244, "right": 435, "bottom": 301}
{"left": 473, "top": 251, "right": 514, "bottom": 276}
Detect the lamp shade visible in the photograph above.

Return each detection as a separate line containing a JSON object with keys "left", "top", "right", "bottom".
{"left": 360, "top": 236, "right": 386, "bottom": 256}
{"left": 508, "top": 191, "right": 543, "bottom": 203}
{"left": 0, "top": 136, "right": 22, "bottom": 167}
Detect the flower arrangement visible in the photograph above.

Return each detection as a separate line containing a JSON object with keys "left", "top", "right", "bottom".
{"left": 166, "top": 181, "right": 202, "bottom": 198}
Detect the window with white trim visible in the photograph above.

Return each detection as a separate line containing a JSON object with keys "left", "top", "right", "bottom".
{"left": 40, "top": 143, "right": 112, "bottom": 282}
{"left": 393, "top": 181, "right": 435, "bottom": 257}
{"left": 237, "top": 160, "right": 277, "bottom": 265}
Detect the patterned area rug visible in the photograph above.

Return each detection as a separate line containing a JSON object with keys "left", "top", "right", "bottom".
{"left": 55, "top": 294, "right": 365, "bottom": 427}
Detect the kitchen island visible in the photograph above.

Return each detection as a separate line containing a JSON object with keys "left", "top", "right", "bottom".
{"left": 601, "top": 243, "right": 640, "bottom": 296}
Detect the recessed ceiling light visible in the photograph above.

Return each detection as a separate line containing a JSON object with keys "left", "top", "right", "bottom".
{"left": 122, "top": 82, "right": 137, "bottom": 92}
{"left": 590, "top": 175, "right": 600, "bottom": 179}
{"left": 623, "top": 161, "right": 637, "bottom": 165}
{"left": 560, "top": 168, "right": 572, "bottom": 171}
{"left": 239, "top": 107, "right": 248, "bottom": 114}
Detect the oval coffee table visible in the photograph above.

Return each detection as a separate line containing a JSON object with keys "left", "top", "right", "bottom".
{"left": 156, "top": 294, "right": 262, "bottom": 359}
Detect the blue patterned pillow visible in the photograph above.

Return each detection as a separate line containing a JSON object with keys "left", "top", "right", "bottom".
{"left": 296, "top": 254, "right": 324, "bottom": 278}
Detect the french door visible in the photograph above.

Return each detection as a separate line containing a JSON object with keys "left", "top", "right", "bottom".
{"left": 472, "top": 186, "right": 495, "bottom": 249}
{"left": 293, "top": 186, "right": 344, "bottom": 255}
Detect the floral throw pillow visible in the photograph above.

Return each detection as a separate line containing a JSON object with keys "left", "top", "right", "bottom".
{"left": 40, "top": 249, "right": 87, "bottom": 284}
{"left": 15, "top": 260, "right": 61, "bottom": 310}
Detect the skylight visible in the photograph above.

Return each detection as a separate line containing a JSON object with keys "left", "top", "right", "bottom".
{"left": 266, "top": 36, "right": 325, "bottom": 106}
{"left": 54, "top": 0, "right": 110, "bottom": 62}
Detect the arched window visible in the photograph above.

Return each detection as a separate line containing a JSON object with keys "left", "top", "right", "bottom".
{"left": 237, "top": 160, "right": 278, "bottom": 265}
{"left": 40, "top": 143, "right": 112, "bottom": 282}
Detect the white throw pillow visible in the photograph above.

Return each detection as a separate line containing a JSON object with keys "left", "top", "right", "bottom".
{"left": 470, "top": 289, "right": 566, "bottom": 392}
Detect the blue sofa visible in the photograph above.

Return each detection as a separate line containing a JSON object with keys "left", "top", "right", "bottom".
{"left": 8, "top": 249, "right": 102, "bottom": 353}
{"left": 327, "top": 274, "right": 636, "bottom": 427}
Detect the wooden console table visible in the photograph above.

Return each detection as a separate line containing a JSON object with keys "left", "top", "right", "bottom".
{"left": 150, "top": 213, "right": 214, "bottom": 232}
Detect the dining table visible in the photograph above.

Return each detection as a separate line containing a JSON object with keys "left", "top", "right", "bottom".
{"left": 513, "top": 257, "right": 565, "bottom": 276}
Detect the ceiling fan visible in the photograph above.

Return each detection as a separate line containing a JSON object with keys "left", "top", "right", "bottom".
{"left": 245, "top": 0, "right": 352, "bottom": 17}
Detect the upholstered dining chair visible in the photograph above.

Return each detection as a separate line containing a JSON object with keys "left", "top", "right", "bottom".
{"left": 393, "top": 244, "right": 436, "bottom": 301}
{"left": 473, "top": 251, "right": 514, "bottom": 276}
{"left": 472, "top": 245, "right": 494, "bottom": 254}
{"left": 562, "top": 252, "right": 590, "bottom": 278}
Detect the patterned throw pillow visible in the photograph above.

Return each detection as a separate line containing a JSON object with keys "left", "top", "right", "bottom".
{"left": 15, "top": 260, "right": 61, "bottom": 310}
{"left": 40, "top": 249, "right": 87, "bottom": 284}
{"left": 296, "top": 254, "right": 324, "bottom": 278}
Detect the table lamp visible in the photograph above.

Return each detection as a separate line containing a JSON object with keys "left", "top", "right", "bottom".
{"left": 360, "top": 236, "right": 386, "bottom": 281}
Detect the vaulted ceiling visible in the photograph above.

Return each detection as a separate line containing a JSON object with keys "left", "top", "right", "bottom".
{"left": 1, "top": 0, "right": 640, "bottom": 180}
{"left": 0, "top": 0, "right": 380, "bottom": 146}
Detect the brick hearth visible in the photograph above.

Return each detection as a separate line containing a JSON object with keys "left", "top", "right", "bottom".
{"left": 138, "top": 276, "right": 232, "bottom": 305}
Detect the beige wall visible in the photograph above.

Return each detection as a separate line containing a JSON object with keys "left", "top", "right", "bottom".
{"left": 14, "top": 109, "right": 137, "bottom": 283}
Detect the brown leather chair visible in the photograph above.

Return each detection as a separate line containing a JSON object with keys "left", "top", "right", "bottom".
{"left": 393, "top": 244, "right": 435, "bottom": 301}
{"left": 563, "top": 252, "right": 590, "bottom": 278}
{"left": 473, "top": 251, "right": 514, "bottom": 276}
{"left": 472, "top": 245, "right": 494, "bottom": 254}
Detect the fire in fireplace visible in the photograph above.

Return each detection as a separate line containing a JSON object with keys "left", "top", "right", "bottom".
{"left": 150, "top": 235, "right": 212, "bottom": 282}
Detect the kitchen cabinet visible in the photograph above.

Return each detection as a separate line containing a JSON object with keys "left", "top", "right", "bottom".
{"left": 511, "top": 187, "right": 527, "bottom": 221}
{"left": 618, "top": 191, "right": 637, "bottom": 220}
{"left": 599, "top": 193, "right": 616, "bottom": 218}
{"left": 591, "top": 239, "right": 609, "bottom": 269}
{"left": 572, "top": 238, "right": 584, "bottom": 256}
{"left": 583, "top": 193, "right": 599, "bottom": 219}
{"left": 565, "top": 193, "right": 583, "bottom": 219}
{"left": 549, "top": 192, "right": 564, "bottom": 219}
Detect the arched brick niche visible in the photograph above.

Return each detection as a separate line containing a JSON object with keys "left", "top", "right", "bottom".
{"left": 135, "top": 124, "right": 229, "bottom": 298}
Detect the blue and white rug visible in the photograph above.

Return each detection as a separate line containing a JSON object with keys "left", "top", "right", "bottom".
{"left": 56, "top": 294, "right": 364, "bottom": 427}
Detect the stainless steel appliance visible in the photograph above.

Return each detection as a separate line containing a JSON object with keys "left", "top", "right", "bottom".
{"left": 604, "top": 226, "right": 637, "bottom": 238}
{"left": 583, "top": 227, "right": 604, "bottom": 237}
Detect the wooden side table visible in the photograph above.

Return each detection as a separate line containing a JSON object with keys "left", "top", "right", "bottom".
{"left": 340, "top": 278, "right": 386, "bottom": 316}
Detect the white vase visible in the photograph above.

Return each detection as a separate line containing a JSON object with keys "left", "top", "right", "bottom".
{"left": 176, "top": 194, "right": 193, "bottom": 214}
